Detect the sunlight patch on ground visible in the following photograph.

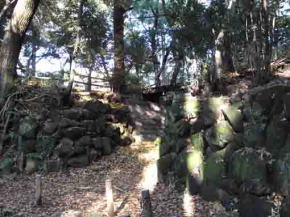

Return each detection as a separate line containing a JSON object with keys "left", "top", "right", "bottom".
{"left": 183, "top": 189, "right": 195, "bottom": 217}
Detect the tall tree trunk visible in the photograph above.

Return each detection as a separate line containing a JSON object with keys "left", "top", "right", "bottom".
{"left": 151, "top": 7, "right": 159, "bottom": 86}
{"left": 112, "top": 1, "right": 126, "bottom": 93}
{"left": 65, "top": 0, "right": 84, "bottom": 100}
{"left": 261, "top": 0, "right": 271, "bottom": 81}
{"left": 170, "top": 52, "right": 183, "bottom": 86}
{"left": 213, "top": 29, "right": 224, "bottom": 89}
{"left": 155, "top": 46, "right": 170, "bottom": 86}
{"left": 0, "top": 0, "right": 40, "bottom": 97}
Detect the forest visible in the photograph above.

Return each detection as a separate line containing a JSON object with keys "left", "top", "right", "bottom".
{"left": 0, "top": 0, "right": 290, "bottom": 217}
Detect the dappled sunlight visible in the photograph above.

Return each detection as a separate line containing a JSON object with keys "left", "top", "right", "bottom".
{"left": 183, "top": 189, "right": 195, "bottom": 217}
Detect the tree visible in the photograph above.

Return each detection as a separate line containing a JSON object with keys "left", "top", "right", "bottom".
{"left": 0, "top": 0, "right": 40, "bottom": 97}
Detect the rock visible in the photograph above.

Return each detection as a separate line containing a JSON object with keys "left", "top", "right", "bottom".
{"left": 67, "top": 155, "right": 89, "bottom": 168}
{"left": 272, "top": 139, "right": 290, "bottom": 196}
{"left": 84, "top": 100, "right": 110, "bottom": 114}
{"left": 191, "top": 132, "right": 204, "bottom": 151}
{"left": 243, "top": 123, "right": 265, "bottom": 148}
{"left": 92, "top": 137, "right": 112, "bottom": 154}
{"left": 62, "top": 109, "right": 82, "bottom": 120}
{"left": 59, "top": 118, "right": 80, "bottom": 129}
{"left": 157, "top": 153, "right": 177, "bottom": 175}
{"left": 62, "top": 127, "right": 86, "bottom": 140}
{"left": 229, "top": 148, "right": 268, "bottom": 194}
{"left": 82, "top": 109, "right": 98, "bottom": 120}
{"left": 281, "top": 196, "right": 290, "bottom": 217}
{"left": 89, "top": 149, "right": 102, "bottom": 162}
{"left": 18, "top": 117, "right": 38, "bottom": 139}
{"left": 204, "top": 149, "right": 226, "bottom": 186}
{"left": 159, "top": 140, "right": 172, "bottom": 157}
{"left": 239, "top": 180, "right": 270, "bottom": 196}
{"left": 43, "top": 120, "right": 58, "bottom": 135}
{"left": 95, "top": 117, "right": 106, "bottom": 134}
{"left": 81, "top": 120, "right": 96, "bottom": 132}
{"left": 0, "top": 158, "right": 13, "bottom": 175}
{"left": 102, "top": 137, "right": 112, "bottom": 155}
{"left": 120, "top": 137, "right": 132, "bottom": 146}
{"left": 25, "top": 158, "right": 39, "bottom": 174}
{"left": 284, "top": 93, "right": 290, "bottom": 120}
{"left": 44, "top": 159, "right": 61, "bottom": 172}
{"left": 92, "top": 137, "right": 103, "bottom": 150}
{"left": 204, "top": 121, "right": 234, "bottom": 149}
{"left": 222, "top": 106, "right": 243, "bottom": 132}
{"left": 175, "top": 120, "right": 191, "bottom": 137}
{"left": 21, "top": 139, "right": 36, "bottom": 153}
{"left": 266, "top": 116, "right": 288, "bottom": 156}
{"left": 55, "top": 138, "right": 74, "bottom": 158}
{"left": 175, "top": 138, "right": 188, "bottom": 153}
{"left": 201, "top": 186, "right": 232, "bottom": 203}
{"left": 254, "top": 91, "right": 274, "bottom": 114}
{"left": 112, "top": 107, "right": 130, "bottom": 123}
{"left": 76, "top": 136, "right": 92, "bottom": 147}
{"left": 239, "top": 194, "right": 272, "bottom": 217}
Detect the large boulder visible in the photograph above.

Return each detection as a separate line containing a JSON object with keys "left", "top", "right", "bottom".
{"left": 204, "top": 149, "right": 226, "bottom": 186}
{"left": 191, "top": 132, "right": 204, "bottom": 152}
{"left": 157, "top": 153, "right": 177, "bottom": 175}
{"left": 19, "top": 117, "right": 38, "bottom": 139}
{"left": 62, "top": 109, "right": 83, "bottom": 120}
{"left": 284, "top": 93, "right": 290, "bottom": 120}
{"left": 222, "top": 105, "right": 243, "bottom": 132}
{"left": 21, "top": 139, "right": 36, "bottom": 153}
{"left": 272, "top": 138, "right": 290, "bottom": 196}
{"left": 92, "top": 137, "right": 112, "bottom": 155}
{"left": 62, "top": 127, "right": 86, "bottom": 140}
{"left": 84, "top": 100, "right": 110, "bottom": 114}
{"left": 229, "top": 148, "right": 269, "bottom": 195}
{"left": 0, "top": 158, "right": 13, "bottom": 175}
{"left": 239, "top": 194, "right": 273, "bottom": 217}
{"left": 266, "top": 116, "right": 288, "bottom": 156}
{"left": 43, "top": 120, "right": 58, "bottom": 135}
{"left": 243, "top": 123, "right": 266, "bottom": 148}
{"left": 67, "top": 155, "right": 89, "bottom": 167}
{"left": 204, "top": 120, "right": 234, "bottom": 149}
{"left": 55, "top": 138, "right": 74, "bottom": 158}
{"left": 81, "top": 120, "right": 96, "bottom": 133}
{"left": 59, "top": 118, "right": 80, "bottom": 129}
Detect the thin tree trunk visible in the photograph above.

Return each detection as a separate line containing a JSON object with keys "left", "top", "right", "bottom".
{"left": 151, "top": 7, "right": 159, "bottom": 86}
{"left": 0, "top": 0, "right": 40, "bottom": 98}
{"left": 112, "top": 1, "right": 126, "bottom": 93}
{"left": 155, "top": 45, "right": 170, "bottom": 86}
{"left": 65, "top": 0, "right": 84, "bottom": 99}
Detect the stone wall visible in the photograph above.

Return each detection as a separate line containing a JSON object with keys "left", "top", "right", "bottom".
{"left": 0, "top": 99, "right": 133, "bottom": 174}
{"left": 158, "top": 83, "right": 290, "bottom": 216}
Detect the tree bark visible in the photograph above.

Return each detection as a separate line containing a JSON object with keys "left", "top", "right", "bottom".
{"left": 112, "top": 1, "right": 126, "bottom": 93}
{"left": 65, "top": 0, "right": 84, "bottom": 100}
{"left": 0, "top": 0, "right": 40, "bottom": 97}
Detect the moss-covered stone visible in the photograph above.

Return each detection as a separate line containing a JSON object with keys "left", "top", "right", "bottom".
{"left": 243, "top": 123, "right": 266, "bottom": 148}
{"left": 157, "top": 153, "right": 177, "bottom": 175}
{"left": 230, "top": 148, "right": 267, "bottom": 184}
{"left": 272, "top": 140, "right": 290, "bottom": 195}
{"left": 19, "top": 117, "right": 38, "bottom": 139}
{"left": 0, "top": 158, "right": 13, "bottom": 175}
{"left": 222, "top": 105, "right": 243, "bottom": 132}
{"left": 204, "top": 149, "right": 226, "bottom": 185}
{"left": 266, "top": 117, "right": 288, "bottom": 156}
{"left": 191, "top": 132, "right": 204, "bottom": 151}
{"left": 204, "top": 121, "right": 234, "bottom": 149}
